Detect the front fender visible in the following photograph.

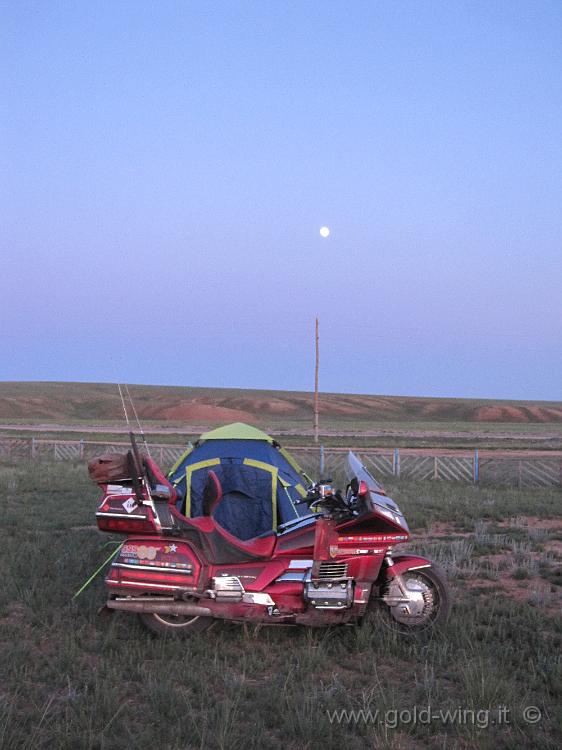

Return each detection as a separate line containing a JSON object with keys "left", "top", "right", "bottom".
{"left": 382, "top": 554, "right": 433, "bottom": 580}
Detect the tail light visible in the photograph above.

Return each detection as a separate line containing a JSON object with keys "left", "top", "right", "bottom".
{"left": 97, "top": 514, "right": 159, "bottom": 534}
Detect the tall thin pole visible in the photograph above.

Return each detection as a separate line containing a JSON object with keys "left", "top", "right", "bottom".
{"left": 314, "top": 317, "right": 319, "bottom": 444}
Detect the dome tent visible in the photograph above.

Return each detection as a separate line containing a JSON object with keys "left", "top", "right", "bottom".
{"left": 167, "top": 423, "right": 313, "bottom": 540}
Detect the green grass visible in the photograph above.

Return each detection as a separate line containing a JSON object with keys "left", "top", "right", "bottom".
{"left": 1, "top": 423, "right": 562, "bottom": 451}
{"left": 0, "top": 462, "right": 560, "bottom": 749}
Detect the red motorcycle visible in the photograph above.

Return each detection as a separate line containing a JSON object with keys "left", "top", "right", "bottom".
{"left": 91, "top": 438, "right": 450, "bottom": 636}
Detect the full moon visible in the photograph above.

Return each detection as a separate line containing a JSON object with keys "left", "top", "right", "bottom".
{"left": 319, "top": 226, "right": 330, "bottom": 238}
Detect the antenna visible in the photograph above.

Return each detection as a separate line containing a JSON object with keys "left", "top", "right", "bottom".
{"left": 117, "top": 383, "right": 131, "bottom": 429}
{"left": 314, "top": 317, "right": 319, "bottom": 444}
{"left": 116, "top": 383, "right": 147, "bottom": 505}
{"left": 124, "top": 384, "right": 152, "bottom": 458}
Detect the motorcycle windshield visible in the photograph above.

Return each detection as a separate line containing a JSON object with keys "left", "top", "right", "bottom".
{"left": 345, "top": 451, "right": 408, "bottom": 530}
{"left": 345, "top": 451, "right": 385, "bottom": 494}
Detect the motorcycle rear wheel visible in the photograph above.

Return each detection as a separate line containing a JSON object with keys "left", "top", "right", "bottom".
{"left": 138, "top": 611, "right": 214, "bottom": 636}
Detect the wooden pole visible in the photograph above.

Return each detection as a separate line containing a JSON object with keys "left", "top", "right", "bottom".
{"left": 314, "top": 317, "right": 319, "bottom": 444}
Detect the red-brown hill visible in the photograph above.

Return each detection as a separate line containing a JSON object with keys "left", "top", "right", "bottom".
{"left": 0, "top": 382, "right": 560, "bottom": 426}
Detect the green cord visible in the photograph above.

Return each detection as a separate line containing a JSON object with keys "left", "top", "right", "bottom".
{"left": 72, "top": 541, "right": 125, "bottom": 600}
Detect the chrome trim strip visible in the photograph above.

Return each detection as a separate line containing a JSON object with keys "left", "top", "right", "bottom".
{"left": 107, "top": 580, "right": 182, "bottom": 590}
{"left": 113, "top": 596, "right": 175, "bottom": 602}
{"left": 277, "top": 517, "right": 316, "bottom": 535}
{"left": 288, "top": 559, "right": 313, "bottom": 569}
{"left": 406, "top": 564, "right": 431, "bottom": 571}
{"left": 242, "top": 592, "right": 275, "bottom": 606}
{"left": 112, "top": 563, "right": 193, "bottom": 574}
{"left": 276, "top": 572, "right": 307, "bottom": 582}
{"left": 277, "top": 514, "right": 315, "bottom": 530}
{"left": 96, "top": 512, "right": 147, "bottom": 520}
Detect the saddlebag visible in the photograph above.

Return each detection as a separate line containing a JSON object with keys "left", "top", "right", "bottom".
{"left": 88, "top": 453, "right": 131, "bottom": 484}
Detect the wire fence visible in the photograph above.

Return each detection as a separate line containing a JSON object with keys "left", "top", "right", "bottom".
{"left": 1, "top": 436, "right": 561, "bottom": 488}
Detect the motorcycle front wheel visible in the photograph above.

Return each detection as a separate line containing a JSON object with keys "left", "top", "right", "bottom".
{"left": 373, "top": 564, "right": 451, "bottom": 634}
{"left": 138, "top": 611, "right": 214, "bottom": 637}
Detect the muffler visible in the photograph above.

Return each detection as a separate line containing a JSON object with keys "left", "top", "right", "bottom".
{"left": 107, "top": 599, "right": 212, "bottom": 616}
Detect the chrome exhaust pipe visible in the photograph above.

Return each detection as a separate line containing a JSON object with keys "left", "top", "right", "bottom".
{"left": 107, "top": 599, "right": 212, "bottom": 616}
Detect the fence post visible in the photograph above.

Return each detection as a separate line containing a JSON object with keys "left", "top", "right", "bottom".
{"left": 31, "top": 438, "right": 36, "bottom": 459}
{"left": 518, "top": 460, "right": 522, "bottom": 488}
{"left": 160, "top": 446, "right": 164, "bottom": 464}
{"left": 79, "top": 439, "right": 84, "bottom": 460}
{"left": 54, "top": 442, "right": 57, "bottom": 460}
{"left": 319, "top": 445, "right": 325, "bottom": 477}
{"left": 474, "top": 449, "right": 479, "bottom": 484}
{"left": 433, "top": 457, "right": 438, "bottom": 479}
{"left": 393, "top": 448, "right": 400, "bottom": 477}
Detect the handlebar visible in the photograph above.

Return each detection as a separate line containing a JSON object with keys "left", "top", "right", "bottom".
{"left": 299, "top": 479, "right": 358, "bottom": 519}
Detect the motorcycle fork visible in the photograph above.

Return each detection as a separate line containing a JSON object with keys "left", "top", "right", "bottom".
{"left": 379, "top": 552, "right": 412, "bottom": 605}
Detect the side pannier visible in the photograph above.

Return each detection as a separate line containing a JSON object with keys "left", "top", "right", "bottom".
{"left": 88, "top": 453, "right": 131, "bottom": 484}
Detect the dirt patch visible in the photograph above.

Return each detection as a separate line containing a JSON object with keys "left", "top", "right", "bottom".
{"left": 497, "top": 516, "right": 562, "bottom": 530}
{"left": 471, "top": 405, "right": 562, "bottom": 423}
{"left": 416, "top": 522, "right": 472, "bottom": 538}
{"left": 0, "top": 601, "right": 26, "bottom": 627}
{"left": 466, "top": 573, "right": 560, "bottom": 614}
{"left": 415, "top": 518, "right": 562, "bottom": 614}
{"left": 543, "top": 540, "right": 562, "bottom": 555}
{"left": 155, "top": 404, "right": 255, "bottom": 422}
{"left": 226, "top": 398, "right": 301, "bottom": 415}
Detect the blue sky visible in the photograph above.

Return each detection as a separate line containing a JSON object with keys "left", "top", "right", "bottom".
{"left": 2, "top": 1, "right": 561, "bottom": 399}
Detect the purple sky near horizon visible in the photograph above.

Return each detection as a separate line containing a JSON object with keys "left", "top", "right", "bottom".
{"left": 1, "top": 1, "right": 561, "bottom": 401}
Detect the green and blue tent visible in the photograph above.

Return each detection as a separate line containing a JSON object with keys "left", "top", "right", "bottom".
{"left": 167, "top": 423, "right": 313, "bottom": 540}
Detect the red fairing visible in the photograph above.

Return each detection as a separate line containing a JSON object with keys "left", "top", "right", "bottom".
{"left": 313, "top": 517, "right": 338, "bottom": 561}
{"left": 383, "top": 554, "right": 434, "bottom": 578}
{"left": 106, "top": 537, "right": 201, "bottom": 594}
{"left": 274, "top": 524, "right": 316, "bottom": 555}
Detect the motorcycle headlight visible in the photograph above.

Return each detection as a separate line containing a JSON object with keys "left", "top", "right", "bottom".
{"left": 377, "top": 504, "right": 407, "bottom": 528}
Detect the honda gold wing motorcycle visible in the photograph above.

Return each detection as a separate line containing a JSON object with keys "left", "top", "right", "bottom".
{"left": 90, "top": 438, "right": 450, "bottom": 636}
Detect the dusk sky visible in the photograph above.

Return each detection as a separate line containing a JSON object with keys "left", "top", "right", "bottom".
{"left": 2, "top": 1, "right": 561, "bottom": 400}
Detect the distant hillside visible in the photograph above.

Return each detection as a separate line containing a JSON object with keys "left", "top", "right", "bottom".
{"left": 0, "top": 381, "right": 561, "bottom": 426}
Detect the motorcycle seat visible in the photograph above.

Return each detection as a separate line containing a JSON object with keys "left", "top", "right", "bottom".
{"left": 169, "top": 472, "right": 277, "bottom": 563}
{"left": 202, "top": 469, "right": 277, "bottom": 560}
{"left": 172, "top": 513, "right": 276, "bottom": 563}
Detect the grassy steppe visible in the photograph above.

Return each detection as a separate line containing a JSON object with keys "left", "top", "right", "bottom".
{"left": 0, "top": 461, "right": 560, "bottom": 749}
